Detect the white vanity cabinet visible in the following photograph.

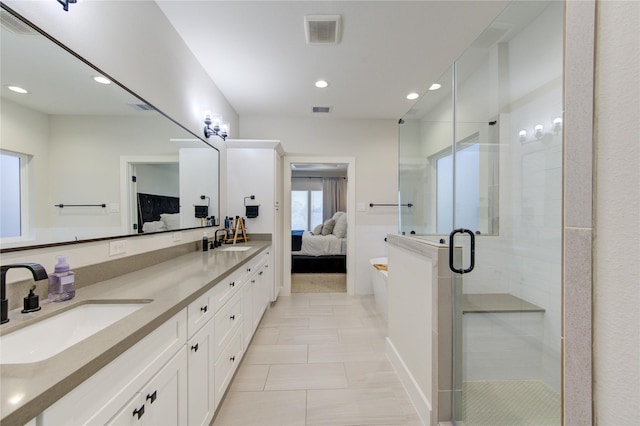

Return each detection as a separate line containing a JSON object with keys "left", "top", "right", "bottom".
{"left": 31, "top": 249, "right": 273, "bottom": 426}
{"left": 38, "top": 311, "right": 188, "bottom": 426}
{"left": 227, "top": 140, "right": 284, "bottom": 301}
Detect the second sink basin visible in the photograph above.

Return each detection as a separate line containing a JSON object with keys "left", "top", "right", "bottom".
{"left": 219, "top": 246, "right": 252, "bottom": 252}
{"left": 0, "top": 300, "right": 150, "bottom": 364}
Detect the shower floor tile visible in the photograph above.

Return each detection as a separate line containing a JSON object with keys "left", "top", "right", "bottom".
{"left": 461, "top": 380, "right": 561, "bottom": 426}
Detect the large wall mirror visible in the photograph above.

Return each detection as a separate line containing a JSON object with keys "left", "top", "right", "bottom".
{"left": 0, "top": 5, "right": 219, "bottom": 251}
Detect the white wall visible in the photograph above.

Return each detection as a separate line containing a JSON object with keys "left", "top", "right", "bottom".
{"left": 240, "top": 117, "right": 398, "bottom": 294}
{"left": 593, "top": 1, "right": 640, "bottom": 423}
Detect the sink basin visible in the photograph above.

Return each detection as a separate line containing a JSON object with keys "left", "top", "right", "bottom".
{"left": 0, "top": 301, "right": 150, "bottom": 364}
{"left": 219, "top": 246, "right": 252, "bottom": 252}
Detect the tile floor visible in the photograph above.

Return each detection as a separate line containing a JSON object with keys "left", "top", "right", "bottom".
{"left": 212, "top": 293, "right": 422, "bottom": 426}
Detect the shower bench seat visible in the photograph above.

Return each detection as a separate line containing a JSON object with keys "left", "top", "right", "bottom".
{"left": 462, "top": 293, "right": 545, "bottom": 314}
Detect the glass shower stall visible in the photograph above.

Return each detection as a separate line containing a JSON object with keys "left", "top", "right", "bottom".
{"left": 398, "top": 2, "right": 563, "bottom": 424}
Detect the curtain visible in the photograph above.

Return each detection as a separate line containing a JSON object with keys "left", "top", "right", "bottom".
{"left": 323, "top": 177, "right": 347, "bottom": 220}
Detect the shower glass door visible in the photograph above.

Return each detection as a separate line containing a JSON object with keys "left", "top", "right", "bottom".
{"left": 450, "top": 2, "right": 563, "bottom": 425}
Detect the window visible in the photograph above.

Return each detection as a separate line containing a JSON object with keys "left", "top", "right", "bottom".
{"left": 291, "top": 190, "right": 323, "bottom": 231}
{"left": 436, "top": 143, "right": 480, "bottom": 233}
{"left": 1, "top": 150, "right": 29, "bottom": 238}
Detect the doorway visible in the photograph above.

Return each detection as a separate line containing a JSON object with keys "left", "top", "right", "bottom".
{"left": 283, "top": 156, "right": 356, "bottom": 296}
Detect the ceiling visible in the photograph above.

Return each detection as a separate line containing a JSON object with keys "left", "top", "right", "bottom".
{"left": 156, "top": 1, "right": 509, "bottom": 120}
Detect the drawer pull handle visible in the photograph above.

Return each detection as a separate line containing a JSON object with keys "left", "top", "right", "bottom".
{"left": 251, "top": 280, "right": 255, "bottom": 284}
{"left": 230, "top": 315, "right": 235, "bottom": 320}
{"left": 191, "top": 343, "right": 199, "bottom": 352}
{"left": 146, "top": 391, "right": 157, "bottom": 404}
{"left": 201, "top": 305, "right": 208, "bottom": 313}
{"left": 230, "top": 281, "right": 235, "bottom": 287}
{"left": 247, "top": 267, "right": 251, "bottom": 272}
{"left": 230, "top": 356, "right": 236, "bottom": 362}
{"left": 259, "top": 271, "right": 264, "bottom": 276}
{"left": 133, "top": 405, "right": 145, "bottom": 420}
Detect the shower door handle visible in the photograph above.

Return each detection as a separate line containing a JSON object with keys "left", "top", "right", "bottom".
{"left": 448, "top": 228, "right": 475, "bottom": 274}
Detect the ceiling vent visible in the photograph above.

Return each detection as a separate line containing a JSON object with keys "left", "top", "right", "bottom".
{"left": 0, "top": 10, "right": 38, "bottom": 35}
{"left": 312, "top": 106, "right": 332, "bottom": 114}
{"left": 305, "top": 15, "right": 341, "bottom": 44}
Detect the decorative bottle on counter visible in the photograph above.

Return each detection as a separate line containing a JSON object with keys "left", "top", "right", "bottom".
{"left": 48, "top": 255, "right": 75, "bottom": 302}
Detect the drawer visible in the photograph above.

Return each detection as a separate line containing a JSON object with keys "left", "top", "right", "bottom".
{"left": 187, "top": 289, "right": 214, "bottom": 338}
{"left": 214, "top": 327, "right": 243, "bottom": 407}
{"left": 213, "top": 268, "right": 243, "bottom": 312}
{"left": 234, "top": 255, "right": 262, "bottom": 286}
{"left": 214, "top": 292, "right": 243, "bottom": 357}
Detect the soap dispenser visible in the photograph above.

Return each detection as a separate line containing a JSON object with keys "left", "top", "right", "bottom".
{"left": 48, "top": 255, "right": 75, "bottom": 302}
{"left": 21, "top": 285, "right": 41, "bottom": 313}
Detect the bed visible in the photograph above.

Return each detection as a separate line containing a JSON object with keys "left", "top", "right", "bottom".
{"left": 291, "top": 211, "right": 347, "bottom": 273}
{"left": 137, "top": 192, "right": 181, "bottom": 233}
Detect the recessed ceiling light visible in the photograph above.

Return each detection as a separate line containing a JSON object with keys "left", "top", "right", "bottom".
{"left": 315, "top": 80, "right": 329, "bottom": 88}
{"left": 93, "top": 76, "right": 111, "bottom": 85}
{"left": 429, "top": 83, "right": 442, "bottom": 91}
{"left": 7, "top": 85, "right": 28, "bottom": 94}
{"left": 406, "top": 92, "right": 419, "bottom": 100}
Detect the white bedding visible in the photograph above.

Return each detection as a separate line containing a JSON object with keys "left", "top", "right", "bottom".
{"left": 298, "top": 231, "right": 346, "bottom": 256}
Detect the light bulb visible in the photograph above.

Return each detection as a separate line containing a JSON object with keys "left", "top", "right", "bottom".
{"left": 519, "top": 130, "right": 527, "bottom": 142}
{"left": 534, "top": 124, "right": 544, "bottom": 139}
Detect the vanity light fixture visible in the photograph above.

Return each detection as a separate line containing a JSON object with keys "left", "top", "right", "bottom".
{"left": 429, "top": 83, "right": 442, "bottom": 91}
{"left": 315, "top": 80, "right": 329, "bottom": 88}
{"left": 6, "top": 85, "right": 28, "bottom": 94}
{"left": 57, "top": 0, "right": 77, "bottom": 11}
{"left": 203, "top": 111, "right": 228, "bottom": 141}
{"left": 553, "top": 117, "right": 562, "bottom": 134}
{"left": 93, "top": 76, "right": 111, "bottom": 85}
{"left": 406, "top": 92, "right": 420, "bottom": 100}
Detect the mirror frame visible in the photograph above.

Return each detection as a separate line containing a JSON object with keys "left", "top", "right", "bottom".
{"left": 0, "top": 3, "right": 220, "bottom": 253}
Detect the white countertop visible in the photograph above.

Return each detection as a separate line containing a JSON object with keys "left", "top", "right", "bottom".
{"left": 0, "top": 242, "right": 270, "bottom": 426}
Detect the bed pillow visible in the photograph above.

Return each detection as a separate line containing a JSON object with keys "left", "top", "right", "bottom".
{"left": 332, "top": 211, "right": 345, "bottom": 221}
{"left": 313, "top": 223, "right": 323, "bottom": 235}
{"left": 160, "top": 213, "right": 181, "bottom": 230}
{"left": 143, "top": 220, "right": 167, "bottom": 233}
{"left": 332, "top": 213, "right": 347, "bottom": 238}
{"left": 321, "top": 218, "right": 336, "bottom": 235}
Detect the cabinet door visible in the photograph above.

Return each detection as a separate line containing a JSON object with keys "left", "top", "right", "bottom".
{"left": 105, "top": 393, "right": 143, "bottom": 426}
{"left": 105, "top": 348, "right": 187, "bottom": 426}
{"left": 242, "top": 278, "right": 253, "bottom": 349}
{"left": 141, "top": 347, "right": 188, "bottom": 426}
{"left": 187, "top": 319, "right": 215, "bottom": 426}
{"left": 251, "top": 273, "right": 263, "bottom": 331}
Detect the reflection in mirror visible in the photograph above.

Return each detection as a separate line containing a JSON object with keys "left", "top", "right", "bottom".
{"left": 0, "top": 6, "right": 219, "bottom": 250}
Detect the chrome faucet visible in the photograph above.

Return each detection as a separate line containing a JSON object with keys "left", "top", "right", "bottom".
{"left": 1, "top": 263, "right": 48, "bottom": 324}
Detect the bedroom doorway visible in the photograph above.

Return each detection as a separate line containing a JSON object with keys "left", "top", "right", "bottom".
{"left": 283, "top": 156, "right": 356, "bottom": 296}
{"left": 120, "top": 156, "right": 179, "bottom": 235}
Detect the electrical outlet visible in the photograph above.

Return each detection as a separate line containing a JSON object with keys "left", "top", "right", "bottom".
{"left": 109, "top": 240, "right": 126, "bottom": 256}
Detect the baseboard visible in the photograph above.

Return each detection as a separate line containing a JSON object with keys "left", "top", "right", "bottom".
{"left": 386, "top": 337, "right": 432, "bottom": 426}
